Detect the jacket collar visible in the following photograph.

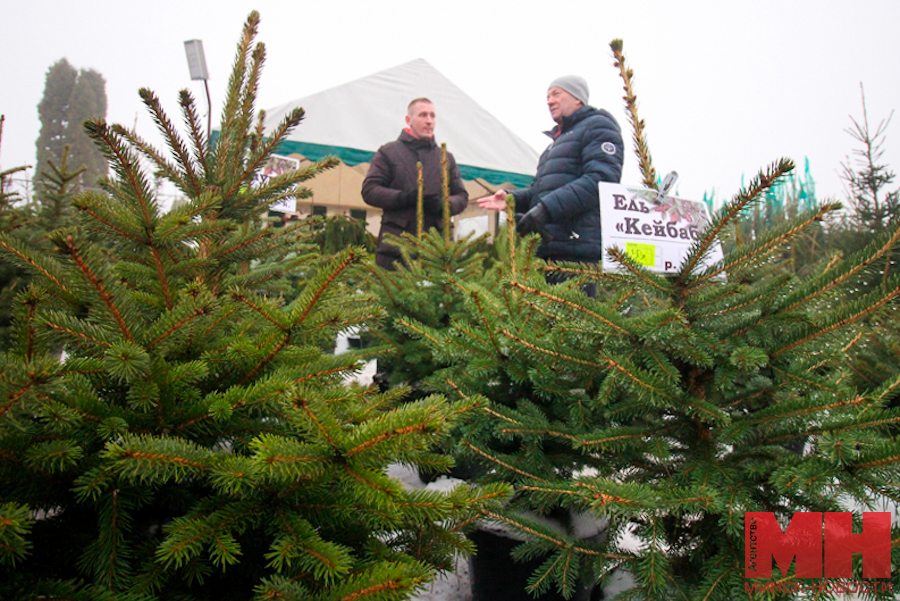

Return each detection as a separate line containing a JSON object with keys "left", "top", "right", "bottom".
{"left": 399, "top": 128, "right": 437, "bottom": 149}
{"left": 544, "top": 105, "right": 596, "bottom": 139}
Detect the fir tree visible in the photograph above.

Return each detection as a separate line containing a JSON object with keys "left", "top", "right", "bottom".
{"left": 0, "top": 12, "right": 506, "bottom": 601}
{"left": 834, "top": 85, "right": 900, "bottom": 296}
{"left": 840, "top": 84, "right": 899, "bottom": 239}
{"left": 398, "top": 42, "right": 900, "bottom": 600}
{"left": 34, "top": 145, "right": 84, "bottom": 233}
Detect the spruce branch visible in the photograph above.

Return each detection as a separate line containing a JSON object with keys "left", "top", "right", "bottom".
{"left": 225, "top": 107, "right": 310, "bottom": 202}
{"left": 137, "top": 88, "right": 202, "bottom": 196}
{"left": 544, "top": 262, "right": 630, "bottom": 286}
{"left": 463, "top": 442, "right": 549, "bottom": 483}
{"left": 767, "top": 364, "right": 846, "bottom": 395}
{"left": 206, "top": 227, "right": 277, "bottom": 263}
{"left": 605, "top": 247, "right": 672, "bottom": 293}
{"left": 149, "top": 245, "right": 174, "bottom": 311}
{"left": 72, "top": 191, "right": 146, "bottom": 243}
{"left": 291, "top": 249, "right": 359, "bottom": 327}
{"left": 83, "top": 119, "right": 157, "bottom": 218}
{"left": 108, "top": 122, "right": 191, "bottom": 200}
{"left": 506, "top": 193, "right": 517, "bottom": 278}
{"left": 42, "top": 311, "right": 114, "bottom": 348}
{"left": 498, "top": 328, "right": 672, "bottom": 401}
{"left": 610, "top": 39, "right": 657, "bottom": 189}
{"left": 396, "top": 317, "right": 490, "bottom": 358}
{"left": 62, "top": 235, "right": 134, "bottom": 342}
{"left": 215, "top": 11, "right": 261, "bottom": 181}
{"left": 684, "top": 159, "right": 798, "bottom": 283}
{"left": 478, "top": 510, "right": 605, "bottom": 557}
{"left": 0, "top": 502, "right": 32, "bottom": 567}
{"left": 750, "top": 393, "right": 867, "bottom": 426}
{"left": 698, "top": 197, "right": 834, "bottom": 288}
{"left": 779, "top": 220, "right": 900, "bottom": 314}
{"left": 178, "top": 90, "right": 209, "bottom": 172}
{"left": 771, "top": 279, "right": 900, "bottom": 358}
{"left": 0, "top": 380, "right": 36, "bottom": 419}
{"left": 146, "top": 305, "right": 212, "bottom": 350}
{"left": 467, "top": 287, "right": 505, "bottom": 357}
{"left": 509, "top": 281, "right": 633, "bottom": 336}
{"left": 251, "top": 109, "right": 266, "bottom": 156}
{"left": 0, "top": 234, "right": 73, "bottom": 296}
{"left": 246, "top": 156, "right": 338, "bottom": 211}
{"left": 238, "top": 42, "right": 266, "bottom": 149}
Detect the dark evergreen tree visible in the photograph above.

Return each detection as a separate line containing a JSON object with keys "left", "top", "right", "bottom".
{"left": 65, "top": 68, "right": 108, "bottom": 190}
{"left": 35, "top": 59, "right": 108, "bottom": 194}
{"left": 35, "top": 59, "right": 77, "bottom": 178}
{"left": 0, "top": 13, "right": 506, "bottom": 601}
{"left": 316, "top": 214, "right": 376, "bottom": 256}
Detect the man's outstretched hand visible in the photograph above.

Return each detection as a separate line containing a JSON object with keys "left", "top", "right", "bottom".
{"left": 476, "top": 189, "right": 508, "bottom": 211}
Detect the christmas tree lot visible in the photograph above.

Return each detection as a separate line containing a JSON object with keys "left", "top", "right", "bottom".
{"left": 369, "top": 41, "right": 900, "bottom": 600}
{"left": 0, "top": 12, "right": 509, "bottom": 601}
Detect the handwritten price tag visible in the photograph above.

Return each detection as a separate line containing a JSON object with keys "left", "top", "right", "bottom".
{"left": 626, "top": 242, "right": 655, "bottom": 267}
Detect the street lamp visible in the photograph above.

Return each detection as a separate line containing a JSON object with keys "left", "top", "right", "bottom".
{"left": 183, "top": 39, "right": 212, "bottom": 140}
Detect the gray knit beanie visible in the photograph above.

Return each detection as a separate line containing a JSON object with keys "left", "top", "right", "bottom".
{"left": 548, "top": 75, "right": 589, "bottom": 106}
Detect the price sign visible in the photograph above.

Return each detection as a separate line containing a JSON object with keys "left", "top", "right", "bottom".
{"left": 599, "top": 182, "right": 723, "bottom": 275}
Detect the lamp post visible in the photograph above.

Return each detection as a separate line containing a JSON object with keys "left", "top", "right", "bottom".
{"left": 183, "top": 39, "right": 212, "bottom": 141}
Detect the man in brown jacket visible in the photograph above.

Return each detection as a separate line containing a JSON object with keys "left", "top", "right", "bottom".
{"left": 361, "top": 98, "right": 468, "bottom": 270}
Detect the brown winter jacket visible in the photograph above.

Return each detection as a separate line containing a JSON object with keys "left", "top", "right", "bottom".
{"left": 361, "top": 130, "right": 468, "bottom": 269}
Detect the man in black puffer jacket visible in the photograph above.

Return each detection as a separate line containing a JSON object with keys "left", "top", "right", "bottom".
{"left": 477, "top": 76, "right": 623, "bottom": 284}
{"left": 362, "top": 97, "right": 468, "bottom": 270}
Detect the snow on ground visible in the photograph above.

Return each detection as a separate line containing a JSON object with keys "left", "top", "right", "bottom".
{"left": 385, "top": 464, "right": 472, "bottom": 601}
{"left": 413, "top": 557, "right": 471, "bottom": 601}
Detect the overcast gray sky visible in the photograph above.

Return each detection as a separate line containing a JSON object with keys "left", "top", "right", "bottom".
{"left": 2, "top": 0, "right": 899, "bottom": 206}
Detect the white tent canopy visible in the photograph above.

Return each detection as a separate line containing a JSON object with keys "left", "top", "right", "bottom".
{"left": 261, "top": 59, "right": 538, "bottom": 187}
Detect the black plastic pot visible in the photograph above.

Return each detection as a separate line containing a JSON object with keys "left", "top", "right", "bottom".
{"left": 467, "top": 528, "right": 598, "bottom": 601}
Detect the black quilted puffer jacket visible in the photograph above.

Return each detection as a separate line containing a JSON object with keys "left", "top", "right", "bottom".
{"left": 513, "top": 105, "right": 624, "bottom": 262}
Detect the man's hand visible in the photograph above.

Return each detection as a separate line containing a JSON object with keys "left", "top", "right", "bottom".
{"left": 516, "top": 203, "right": 551, "bottom": 239}
{"left": 400, "top": 189, "right": 419, "bottom": 207}
{"left": 422, "top": 195, "right": 444, "bottom": 215}
{"left": 476, "top": 189, "right": 508, "bottom": 211}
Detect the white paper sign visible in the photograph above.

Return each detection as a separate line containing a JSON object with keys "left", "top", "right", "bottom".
{"left": 599, "top": 182, "right": 723, "bottom": 274}
{"left": 255, "top": 154, "right": 301, "bottom": 213}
